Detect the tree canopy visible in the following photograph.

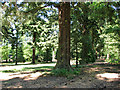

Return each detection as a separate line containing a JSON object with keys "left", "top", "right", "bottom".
{"left": 1, "top": 1, "right": 120, "bottom": 70}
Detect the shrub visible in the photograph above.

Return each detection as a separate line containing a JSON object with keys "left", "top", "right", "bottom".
{"left": 105, "top": 59, "right": 120, "bottom": 64}
{"left": 51, "top": 68, "right": 81, "bottom": 78}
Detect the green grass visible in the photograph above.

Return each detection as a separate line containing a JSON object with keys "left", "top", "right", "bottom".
{"left": 2, "top": 69, "right": 21, "bottom": 73}
{"left": 1, "top": 66, "right": 54, "bottom": 73}
{"left": 1, "top": 65, "right": 81, "bottom": 79}
{"left": 50, "top": 68, "right": 81, "bottom": 79}
{"left": 22, "top": 66, "right": 54, "bottom": 71}
{"left": 1, "top": 62, "right": 15, "bottom": 66}
{"left": 1, "top": 61, "right": 56, "bottom": 66}
{"left": 1, "top": 62, "right": 99, "bottom": 79}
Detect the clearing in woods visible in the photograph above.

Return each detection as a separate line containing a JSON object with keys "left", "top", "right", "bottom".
{"left": 1, "top": 59, "right": 120, "bottom": 88}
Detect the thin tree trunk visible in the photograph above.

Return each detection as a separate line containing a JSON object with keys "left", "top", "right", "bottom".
{"left": 118, "top": 33, "right": 120, "bottom": 60}
{"left": 6, "top": 41, "right": 8, "bottom": 63}
{"left": 15, "top": 30, "right": 18, "bottom": 65}
{"left": 52, "top": 48, "right": 55, "bottom": 62}
{"left": 54, "top": 2, "right": 72, "bottom": 70}
{"left": 32, "top": 31, "right": 36, "bottom": 64}
{"left": 46, "top": 48, "right": 48, "bottom": 63}
{"left": 6, "top": 59, "right": 8, "bottom": 63}
{"left": 107, "top": 54, "right": 109, "bottom": 60}
{"left": 82, "top": 29, "right": 94, "bottom": 63}
{"left": 76, "top": 42, "right": 78, "bottom": 68}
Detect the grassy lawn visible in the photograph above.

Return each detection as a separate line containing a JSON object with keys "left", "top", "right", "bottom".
{"left": 1, "top": 61, "right": 56, "bottom": 66}
{"left": 2, "top": 66, "right": 54, "bottom": 73}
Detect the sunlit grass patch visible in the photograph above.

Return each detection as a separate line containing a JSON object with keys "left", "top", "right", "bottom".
{"left": 105, "top": 59, "right": 120, "bottom": 64}
{"left": 22, "top": 66, "right": 53, "bottom": 71}
{"left": 1, "top": 66, "right": 54, "bottom": 73}
{"left": 2, "top": 69, "right": 21, "bottom": 73}
{"left": 1, "top": 62, "right": 15, "bottom": 66}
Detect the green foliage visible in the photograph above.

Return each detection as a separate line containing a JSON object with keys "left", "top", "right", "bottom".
{"left": 1, "top": 2, "right": 120, "bottom": 71}
{"left": 105, "top": 59, "right": 120, "bottom": 64}
{"left": 81, "top": 33, "right": 96, "bottom": 63}
{"left": 2, "top": 69, "right": 20, "bottom": 73}
{"left": 1, "top": 41, "right": 10, "bottom": 62}
{"left": 102, "top": 31, "right": 120, "bottom": 60}
{"left": 1, "top": 46, "right": 9, "bottom": 61}
{"left": 22, "top": 44, "right": 33, "bottom": 61}
{"left": 51, "top": 69, "right": 80, "bottom": 78}
{"left": 17, "top": 46, "right": 25, "bottom": 62}
{"left": 9, "top": 48, "right": 15, "bottom": 60}
{"left": 43, "top": 47, "right": 52, "bottom": 62}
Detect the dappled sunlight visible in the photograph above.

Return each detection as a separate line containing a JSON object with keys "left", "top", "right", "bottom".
{"left": 1, "top": 61, "right": 120, "bottom": 88}
{"left": 84, "top": 65, "right": 119, "bottom": 74}
{"left": 60, "top": 86, "right": 68, "bottom": 88}
{"left": 0, "top": 63, "right": 55, "bottom": 71}
{"left": 0, "top": 64, "right": 55, "bottom": 81}
{"left": 90, "top": 66, "right": 115, "bottom": 72}
{"left": 0, "top": 72, "right": 30, "bottom": 81}
{"left": 1, "top": 72, "right": 50, "bottom": 81}
{"left": 7, "top": 86, "right": 23, "bottom": 88}
{"left": 7, "top": 83, "right": 23, "bottom": 88}
{"left": 93, "top": 62, "right": 109, "bottom": 65}
{"left": 90, "top": 68, "right": 100, "bottom": 72}
{"left": 83, "top": 67, "right": 102, "bottom": 73}
{"left": 1, "top": 0, "right": 120, "bottom": 88}
{"left": 7, "top": 82, "right": 23, "bottom": 88}
{"left": 1, "top": 70, "right": 52, "bottom": 81}
{"left": 23, "top": 72, "right": 44, "bottom": 80}
{"left": 96, "top": 73, "right": 120, "bottom": 82}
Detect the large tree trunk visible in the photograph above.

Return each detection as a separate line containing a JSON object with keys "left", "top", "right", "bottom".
{"left": 32, "top": 31, "right": 36, "bottom": 64}
{"left": 54, "top": 2, "right": 72, "bottom": 70}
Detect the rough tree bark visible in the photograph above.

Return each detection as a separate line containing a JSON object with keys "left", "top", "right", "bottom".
{"left": 54, "top": 2, "right": 72, "bottom": 70}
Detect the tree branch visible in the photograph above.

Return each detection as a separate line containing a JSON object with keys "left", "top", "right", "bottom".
{"left": 24, "top": 5, "right": 47, "bottom": 14}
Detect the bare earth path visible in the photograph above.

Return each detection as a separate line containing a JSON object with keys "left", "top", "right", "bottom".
{"left": 1, "top": 59, "right": 120, "bottom": 88}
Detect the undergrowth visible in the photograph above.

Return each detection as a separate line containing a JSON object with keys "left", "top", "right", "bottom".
{"left": 105, "top": 59, "right": 120, "bottom": 64}
{"left": 50, "top": 68, "right": 81, "bottom": 79}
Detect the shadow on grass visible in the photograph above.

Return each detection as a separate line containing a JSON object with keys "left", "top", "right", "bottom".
{"left": 2, "top": 60, "right": 120, "bottom": 88}
{"left": 72, "top": 64, "right": 98, "bottom": 68}
{"left": 72, "top": 62, "right": 120, "bottom": 76}
{"left": 94, "top": 63, "right": 120, "bottom": 66}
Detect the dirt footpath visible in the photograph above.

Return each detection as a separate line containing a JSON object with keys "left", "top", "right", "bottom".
{"left": 1, "top": 59, "right": 120, "bottom": 88}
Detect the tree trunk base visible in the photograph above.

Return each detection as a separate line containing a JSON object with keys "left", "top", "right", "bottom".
{"left": 54, "top": 63, "right": 73, "bottom": 71}
{"left": 32, "top": 61, "right": 35, "bottom": 64}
